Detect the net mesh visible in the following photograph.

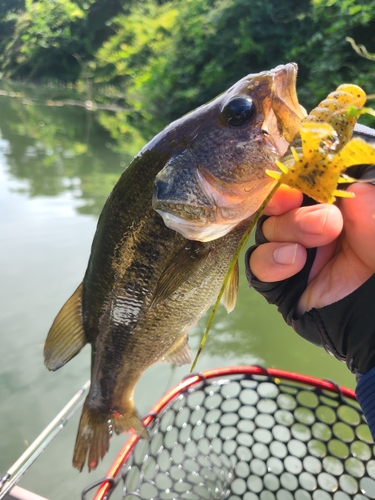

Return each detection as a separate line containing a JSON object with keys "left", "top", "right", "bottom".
{"left": 93, "top": 371, "right": 375, "bottom": 500}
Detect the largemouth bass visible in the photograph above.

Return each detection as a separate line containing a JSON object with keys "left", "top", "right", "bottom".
{"left": 44, "top": 63, "right": 305, "bottom": 472}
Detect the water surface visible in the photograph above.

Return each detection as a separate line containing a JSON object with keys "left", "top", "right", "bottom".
{"left": 0, "top": 83, "right": 355, "bottom": 499}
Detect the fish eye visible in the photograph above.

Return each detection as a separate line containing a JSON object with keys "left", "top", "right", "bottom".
{"left": 221, "top": 96, "right": 255, "bottom": 126}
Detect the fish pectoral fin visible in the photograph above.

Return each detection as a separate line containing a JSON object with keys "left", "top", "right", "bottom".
{"left": 44, "top": 283, "right": 87, "bottom": 371}
{"left": 221, "top": 260, "right": 239, "bottom": 313}
{"left": 151, "top": 242, "right": 211, "bottom": 307}
{"left": 161, "top": 334, "right": 191, "bottom": 366}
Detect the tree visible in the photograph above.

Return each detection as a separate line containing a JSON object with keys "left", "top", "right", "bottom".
{"left": 290, "top": 0, "right": 375, "bottom": 109}
{"left": 93, "top": 0, "right": 314, "bottom": 131}
{"left": 0, "top": 0, "right": 25, "bottom": 54}
{"left": 0, "top": 0, "right": 127, "bottom": 82}
{"left": 1, "top": 0, "right": 374, "bottom": 127}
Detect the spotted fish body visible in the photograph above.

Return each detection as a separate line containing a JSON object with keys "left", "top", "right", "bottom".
{"left": 44, "top": 63, "right": 305, "bottom": 472}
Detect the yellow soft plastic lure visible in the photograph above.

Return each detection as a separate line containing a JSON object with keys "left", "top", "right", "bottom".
{"left": 266, "top": 84, "right": 375, "bottom": 203}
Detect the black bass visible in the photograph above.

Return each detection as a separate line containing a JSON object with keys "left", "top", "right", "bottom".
{"left": 44, "top": 63, "right": 306, "bottom": 472}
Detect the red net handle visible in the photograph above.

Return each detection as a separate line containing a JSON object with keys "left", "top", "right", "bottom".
{"left": 94, "top": 365, "right": 356, "bottom": 500}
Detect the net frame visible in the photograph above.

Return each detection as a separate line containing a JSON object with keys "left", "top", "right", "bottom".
{"left": 89, "top": 366, "right": 373, "bottom": 500}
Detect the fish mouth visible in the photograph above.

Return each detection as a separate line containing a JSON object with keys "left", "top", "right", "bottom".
{"left": 262, "top": 63, "right": 307, "bottom": 157}
{"left": 154, "top": 168, "right": 277, "bottom": 242}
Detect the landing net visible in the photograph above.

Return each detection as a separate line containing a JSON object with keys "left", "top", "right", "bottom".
{"left": 86, "top": 366, "right": 375, "bottom": 500}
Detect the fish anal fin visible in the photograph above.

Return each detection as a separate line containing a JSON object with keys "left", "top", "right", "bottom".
{"left": 73, "top": 401, "right": 111, "bottom": 472}
{"left": 44, "top": 283, "right": 87, "bottom": 371}
{"left": 161, "top": 335, "right": 191, "bottom": 366}
{"left": 221, "top": 260, "right": 239, "bottom": 313}
{"left": 151, "top": 242, "right": 211, "bottom": 308}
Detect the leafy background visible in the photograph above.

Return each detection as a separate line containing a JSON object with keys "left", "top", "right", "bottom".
{"left": 1, "top": 0, "right": 374, "bottom": 138}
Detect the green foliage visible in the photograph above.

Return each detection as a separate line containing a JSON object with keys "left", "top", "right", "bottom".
{"left": 1, "top": 0, "right": 89, "bottom": 81}
{"left": 0, "top": 0, "right": 127, "bottom": 82}
{"left": 0, "top": 0, "right": 374, "bottom": 131}
{"left": 291, "top": 0, "right": 375, "bottom": 108}
{"left": 0, "top": 0, "right": 25, "bottom": 53}
{"left": 140, "top": 0, "right": 314, "bottom": 120}
{"left": 91, "top": 1, "right": 178, "bottom": 131}
{"left": 92, "top": 0, "right": 315, "bottom": 131}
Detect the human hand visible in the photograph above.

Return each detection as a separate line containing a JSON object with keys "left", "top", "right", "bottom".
{"left": 247, "top": 181, "right": 375, "bottom": 374}
{"left": 249, "top": 183, "right": 375, "bottom": 316}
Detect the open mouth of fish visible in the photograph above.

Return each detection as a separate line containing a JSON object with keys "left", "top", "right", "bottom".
{"left": 153, "top": 63, "right": 306, "bottom": 242}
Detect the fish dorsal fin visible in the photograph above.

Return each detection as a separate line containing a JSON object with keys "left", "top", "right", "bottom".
{"left": 151, "top": 242, "right": 211, "bottom": 308}
{"left": 161, "top": 335, "right": 191, "bottom": 366}
{"left": 44, "top": 283, "right": 87, "bottom": 371}
{"left": 221, "top": 260, "right": 239, "bottom": 313}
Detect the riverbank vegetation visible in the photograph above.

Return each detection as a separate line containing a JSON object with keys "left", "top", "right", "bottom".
{"left": 1, "top": 0, "right": 374, "bottom": 137}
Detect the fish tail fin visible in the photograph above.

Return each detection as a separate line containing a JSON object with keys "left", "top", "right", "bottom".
{"left": 44, "top": 283, "right": 87, "bottom": 371}
{"left": 112, "top": 406, "right": 149, "bottom": 440}
{"left": 73, "top": 400, "right": 111, "bottom": 472}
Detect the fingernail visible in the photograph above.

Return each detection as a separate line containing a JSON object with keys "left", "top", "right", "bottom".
{"left": 298, "top": 206, "right": 330, "bottom": 235}
{"left": 273, "top": 244, "right": 298, "bottom": 265}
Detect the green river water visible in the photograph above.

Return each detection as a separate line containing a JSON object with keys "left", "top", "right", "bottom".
{"left": 0, "top": 82, "right": 356, "bottom": 499}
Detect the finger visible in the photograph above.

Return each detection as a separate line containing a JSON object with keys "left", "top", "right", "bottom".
{"left": 263, "top": 185, "right": 303, "bottom": 216}
{"left": 249, "top": 242, "right": 307, "bottom": 282}
{"left": 308, "top": 240, "right": 339, "bottom": 282}
{"left": 262, "top": 204, "right": 343, "bottom": 248}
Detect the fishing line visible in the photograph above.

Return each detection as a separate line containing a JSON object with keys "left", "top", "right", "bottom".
{"left": 190, "top": 180, "right": 281, "bottom": 372}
